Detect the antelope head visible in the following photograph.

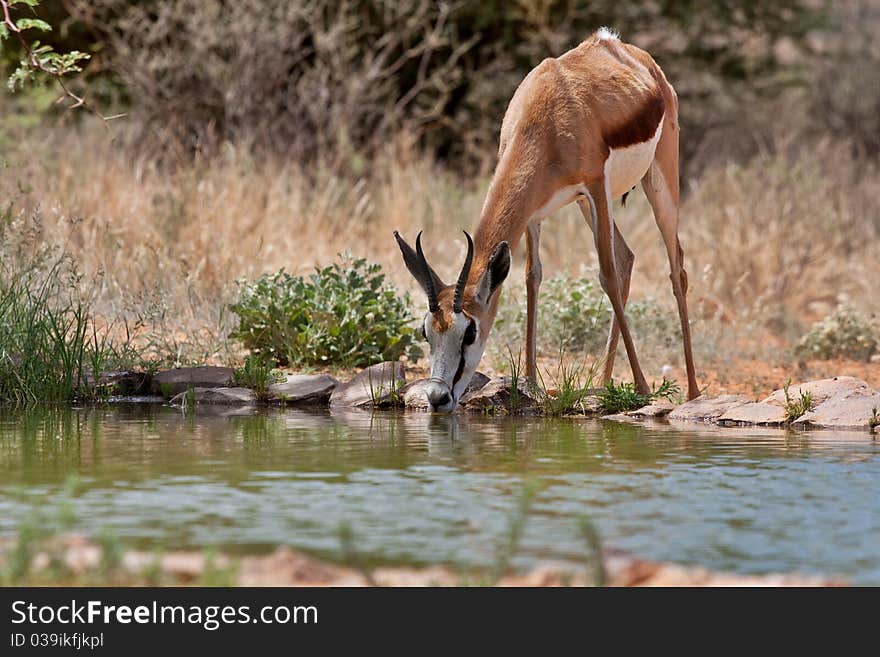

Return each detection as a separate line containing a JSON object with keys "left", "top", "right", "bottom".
{"left": 394, "top": 230, "right": 510, "bottom": 412}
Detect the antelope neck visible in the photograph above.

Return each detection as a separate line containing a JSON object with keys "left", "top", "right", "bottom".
{"left": 469, "top": 154, "right": 540, "bottom": 286}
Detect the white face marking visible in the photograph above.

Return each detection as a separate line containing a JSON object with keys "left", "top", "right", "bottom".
{"left": 423, "top": 312, "right": 484, "bottom": 410}
{"left": 606, "top": 116, "right": 663, "bottom": 198}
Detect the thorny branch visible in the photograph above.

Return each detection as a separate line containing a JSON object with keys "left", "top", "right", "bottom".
{"left": 0, "top": 0, "right": 123, "bottom": 124}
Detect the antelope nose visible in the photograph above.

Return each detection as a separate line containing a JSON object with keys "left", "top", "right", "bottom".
{"left": 425, "top": 382, "right": 452, "bottom": 410}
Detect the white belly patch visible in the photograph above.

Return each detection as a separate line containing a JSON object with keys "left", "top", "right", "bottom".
{"left": 531, "top": 183, "right": 588, "bottom": 220}
{"left": 606, "top": 116, "right": 663, "bottom": 199}
{"left": 528, "top": 114, "right": 664, "bottom": 221}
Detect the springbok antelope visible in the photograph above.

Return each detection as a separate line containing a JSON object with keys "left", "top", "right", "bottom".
{"left": 394, "top": 28, "right": 699, "bottom": 412}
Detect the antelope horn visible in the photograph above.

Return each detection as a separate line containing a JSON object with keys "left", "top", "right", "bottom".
{"left": 415, "top": 231, "right": 440, "bottom": 314}
{"left": 453, "top": 231, "right": 474, "bottom": 313}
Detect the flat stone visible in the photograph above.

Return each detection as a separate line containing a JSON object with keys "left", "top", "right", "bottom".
{"left": 466, "top": 371, "right": 491, "bottom": 393}
{"left": 268, "top": 374, "right": 338, "bottom": 405}
{"left": 459, "top": 376, "right": 541, "bottom": 415}
{"left": 401, "top": 372, "right": 491, "bottom": 410}
{"left": 238, "top": 547, "right": 365, "bottom": 587}
{"left": 668, "top": 395, "right": 749, "bottom": 423}
{"left": 794, "top": 390, "right": 880, "bottom": 430}
{"left": 329, "top": 362, "right": 406, "bottom": 408}
{"left": 106, "top": 395, "right": 166, "bottom": 404}
{"left": 91, "top": 370, "right": 152, "bottom": 395}
{"left": 718, "top": 401, "right": 788, "bottom": 426}
{"left": 579, "top": 395, "right": 603, "bottom": 415}
{"left": 152, "top": 366, "right": 234, "bottom": 397}
{"left": 626, "top": 401, "right": 675, "bottom": 418}
{"left": 169, "top": 387, "right": 257, "bottom": 406}
{"left": 763, "top": 376, "right": 873, "bottom": 407}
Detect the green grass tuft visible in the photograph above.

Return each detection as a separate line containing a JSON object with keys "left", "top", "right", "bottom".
{"left": 0, "top": 212, "right": 137, "bottom": 405}
{"left": 537, "top": 350, "right": 599, "bottom": 416}
{"left": 232, "top": 353, "right": 283, "bottom": 401}
{"left": 597, "top": 378, "right": 681, "bottom": 415}
{"left": 782, "top": 378, "right": 814, "bottom": 423}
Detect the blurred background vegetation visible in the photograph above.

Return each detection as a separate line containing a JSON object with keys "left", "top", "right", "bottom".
{"left": 5, "top": 0, "right": 876, "bottom": 173}
{"left": 1, "top": 1, "right": 878, "bottom": 388}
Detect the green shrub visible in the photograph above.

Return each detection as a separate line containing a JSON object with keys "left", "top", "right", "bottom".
{"left": 627, "top": 298, "right": 682, "bottom": 351}
{"left": 229, "top": 255, "right": 421, "bottom": 368}
{"left": 493, "top": 276, "right": 679, "bottom": 356}
{"left": 494, "top": 276, "right": 609, "bottom": 354}
{"left": 794, "top": 307, "right": 879, "bottom": 361}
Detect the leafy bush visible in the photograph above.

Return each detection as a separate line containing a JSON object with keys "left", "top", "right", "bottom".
{"left": 229, "top": 255, "right": 421, "bottom": 368}
{"left": 494, "top": 276, "right": 609, "bottom": 354}
{"left": 627, "top": 298, "right": 682, "bottom": 352}
{"left": 794, "top": 307, "right": 879, "bottom": 361}
{"left": 493, "top": 276, "right": 679, "bottom": 356}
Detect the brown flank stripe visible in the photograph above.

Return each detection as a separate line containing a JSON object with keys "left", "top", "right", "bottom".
{"left": 602, "top": 88, "right": 665, "bottom": 150}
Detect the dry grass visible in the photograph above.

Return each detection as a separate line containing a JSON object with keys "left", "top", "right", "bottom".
{"left": 2, "top": 120, "right": 878, "bottom": 380}
{"left": 2, "top": 124, "right": 488, "bottom": 365}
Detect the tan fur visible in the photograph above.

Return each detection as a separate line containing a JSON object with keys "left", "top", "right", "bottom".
{"left": 471, "top": 35, "right": 673, "bottom": 279}
{"left": 432, "top": 31, "right": 699, "bottom": 400}
{"left": 432, "top": 286, "right": 484, "bottom": 335}
{"left": 431, "top": 287, "right": 456, "bottom": 332}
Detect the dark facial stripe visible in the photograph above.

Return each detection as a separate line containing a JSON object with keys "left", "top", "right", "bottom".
{"left": 452, "top": 320, "right": 475, "bottom": 388}
{"left": 452, "top": 352, "right": 466, "bottom": 388}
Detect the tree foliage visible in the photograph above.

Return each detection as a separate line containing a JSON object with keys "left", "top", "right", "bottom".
{"left": 1, "top": 0, "right": 89, "bottom": 90}
{"left": 52, "top": 0, "right": 826, "bottom": 167}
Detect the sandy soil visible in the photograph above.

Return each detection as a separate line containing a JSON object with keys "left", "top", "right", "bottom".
{"left": 696, "top": 357, "right": 880, "bottom": 399}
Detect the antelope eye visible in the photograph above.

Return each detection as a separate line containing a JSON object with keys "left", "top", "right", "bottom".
{"left": 463, "top": 320, "right": 477, "bottom": 346}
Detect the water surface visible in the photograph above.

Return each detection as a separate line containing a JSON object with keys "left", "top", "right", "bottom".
{"left": 1, "top": 405, "right": 878, "bottom": 582}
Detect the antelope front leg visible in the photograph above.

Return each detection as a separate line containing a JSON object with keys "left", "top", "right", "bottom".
{"left": 600, "top": 224, "right": 634, "bottom": 384}
{"left": 580, "top": 184, "right": 650, "bottom": 396}
{"left": 577, "top": 200, "right": 636, "bottom": 384}
{"left": 524, "top": 221, "right": 543, "bottom": 382}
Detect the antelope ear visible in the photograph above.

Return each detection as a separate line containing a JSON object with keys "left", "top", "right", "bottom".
{"left": 393, "top": 231, "right": 446, "bottom": 299}
{"left": 475, "top": 241, "right": 510, "bottom": 305}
